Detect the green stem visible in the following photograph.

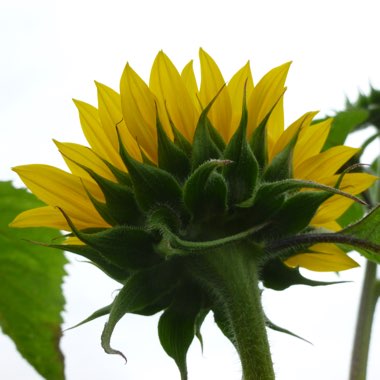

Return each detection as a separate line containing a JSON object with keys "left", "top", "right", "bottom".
{"left": 187, "top": 243, "right": 274, "bottom": 380}
{"left": 349, "top": 260, "right": 378, "bottom": 380}
{"left": 349, "top": 137, "right": 380, "bottom": 379}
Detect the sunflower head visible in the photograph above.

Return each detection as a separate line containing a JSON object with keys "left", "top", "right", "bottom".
{"left": 10, "top": 49, "right": 377, "bottom": 376}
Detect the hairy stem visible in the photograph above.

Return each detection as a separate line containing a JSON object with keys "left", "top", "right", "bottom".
{"left": 188, "top": 243, "right": 275, "bottom": 380}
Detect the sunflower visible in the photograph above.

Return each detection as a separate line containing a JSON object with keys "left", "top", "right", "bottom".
{"left": 11, "top": 49, "right": 375, "bottom": 272}
{"left": 10, "top": 49, "right": 378, "bottom": 379}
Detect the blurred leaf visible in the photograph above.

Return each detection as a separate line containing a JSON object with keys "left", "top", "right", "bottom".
{"left": 323, "top": 109, "right": 369, "bottom": 150}
{"left": 0, "top": 181, "right": 67, "bottom": 380}
{"left": 341, "top": 205, "right": 380, "bottom": 263}
{"left": 338, "top": 202, "right": 365, "bottom": 228}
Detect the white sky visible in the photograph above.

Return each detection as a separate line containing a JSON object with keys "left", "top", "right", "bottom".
{"left": 1, "top": 0, "right": 380, "bottom": 379}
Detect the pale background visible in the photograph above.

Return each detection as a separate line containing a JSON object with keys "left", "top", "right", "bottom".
{"left": 1, "top": 0, "right": 380, "bottom": 379}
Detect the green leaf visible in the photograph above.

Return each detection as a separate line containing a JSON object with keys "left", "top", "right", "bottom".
{"left": 0, "top": 181, "right": 66, "bottom": 380}
{"left": 338, "top": 201, "right": 365, "bottom": 228}
{"left": 323, "top": 109, "right": 369, "bottom": 150}
{"left": 101, "top": 262, "right": 179, "bottom": 359}
{"left": 158, "top": 285, "right": 202, "bottom": 380}
{"left": 340, "top": 205, "right": 380, "bottom": 263}
{"left": 223, "top": 95, "right": 259, "bottom": 204}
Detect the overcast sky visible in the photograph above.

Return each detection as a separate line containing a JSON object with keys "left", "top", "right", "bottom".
{"left": 1, "top": 1, "right": 380, "bottom": 379}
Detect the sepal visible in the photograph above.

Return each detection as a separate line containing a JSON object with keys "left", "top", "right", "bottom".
{"left": 263, "top": 130, "right": 298, "bottom": 181}
{"left": 183, "top": 159, "right": 230, "bottom": 220}
{"left": 117, "top": 129, "right": 183, "bottom": 212}
{"left": 59, "top": 209, "right": 161, "bottom": 271}
{"left": 156, "top": 114, "right": 191, "bottom": 181}
{"left": 66, "top": 304, "right": 112, "bottom": 331}
{"left": 86, "top": 171, "right": 141, "bottom": 225}
{"left": 223, "top": 91, "right": 259, "bottom": 204}
{"left": 264, "top": 312, "right": 311, "bottom": 344}
{"left": 249, "top": 89, "right": 286, "bottom": 168}
{"left": 101, "top": 262, "right": 180, "bottom": 360}
{"left": 260, "top": 259, "right": 347, "bottom": 290}
{"left": 50, "top": 243, "right": 129, "bottom": 283}
{"left": 62, "top": 155, "right": 141, "bottom": 225}
{"left": 266, "top": 191, "right": 330, "bottom": 237}
{"left": 191, "top": 89, "right": 226, "bottom": 169}
{"left": 158, "top": 284, "right": 203, "bottom": 380}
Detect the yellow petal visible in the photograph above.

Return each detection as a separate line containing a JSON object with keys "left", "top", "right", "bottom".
{"left": 120, "top": 63, "right": 158, "bottom": 161}
{"left": 181, "top": 60, "right": 201, "bottom": 113}
{"left": 293, "top": 118, "right": 333, "bottom": 167}
{"left": 54, "top": 140, "right": 116, "bottom": 182}
{"left": 285, "top": 244, "right": 359, "bottom": 271}
{"left": 10, "top": 206, "right": 69, "bottom": 230}
{"left": 73, "top": 99, "right": 124, "bottom": 168}
{"left": 64, "top": 236, "right": 85, "bottom": 245}
{"left": 227, "top": 61, "right": 254, "bottom": 139}
{"left": 311, "top": 220, "right": 342, "bottom": 232}
{"left": 150, "top": 52, "right": 198, "bottom": 142}
{"left": 320, "top": 172, "right": 378, "bottom": 194}
{"left": 199, "top": 48, "right": 232, "bottom": 142}
{"left": 10, "top": 205, "right": 109, "bottom": 231}
{"left": 12, "top": 165, "right": 108, "bottom": 228}
{"left": 311, "top": 174, "right": 377, "bottom": 227}
{"left": 247, "top": 62, "right": 291, "bottom": 136}
{"left": 312, "top": 196, "right": 352, "bottom": 227}
{"left": 294, "top": 146, "right": 359, "bottom": 181}
{"left": 271, "top": 111, "right": 318, "bottom": 159}
{"left": 96, "top": 82, "right": 141, "bottom": 162}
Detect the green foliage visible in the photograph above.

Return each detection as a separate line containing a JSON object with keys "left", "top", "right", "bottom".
{"left": 338, "top": 202, "right": 365, "bottom": 228}
{"left": 0, "top": 181, "right": 66, "bottom": 380}
{"left": 341, "top": 205, "right": 380, "bottom": 263}
{"left": 323, "top": 109, "right": 369, "bottom": 150}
